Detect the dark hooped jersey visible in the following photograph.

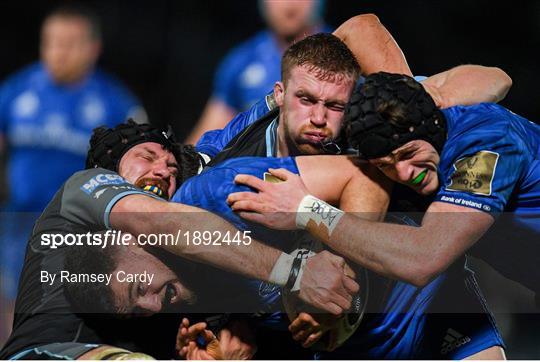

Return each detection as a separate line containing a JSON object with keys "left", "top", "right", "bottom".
{"left": 436, "top": 103, "right": 540, "bottom": 292}
{"left": 0, "top": 169, "right": 174, "bottom": 360}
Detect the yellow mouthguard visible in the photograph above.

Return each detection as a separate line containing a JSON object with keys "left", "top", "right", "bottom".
{"left": 143, "top": 185, "right": 164, "bottom": 197}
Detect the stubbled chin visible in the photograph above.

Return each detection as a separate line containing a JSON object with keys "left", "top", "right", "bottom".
{"left": 297, "top": 143, "right": 322, "bottom": 155}
{"left": 420, "top": 181, "right": 438, "bottom": 195}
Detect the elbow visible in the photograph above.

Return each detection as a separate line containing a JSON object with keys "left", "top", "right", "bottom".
{"left": 402, "top": 255, "right": 451, "bottom": 288}
{"left": 337, "top": 13, "right": 381, "bottom": 39}
{"left": 493, "top": 67, "right": 513, "bottom": 100}
{"left": 408, "top": 271, "right": 438, "bottom": 288}
{"left": 348, "top": 13, "right": 381, "bottom": 30}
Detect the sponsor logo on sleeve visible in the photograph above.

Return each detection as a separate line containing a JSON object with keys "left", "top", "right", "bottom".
{"left": 446, "top": 150, "right": 499, "bottom": 196}
{"left": 438, "top": 195, "right": 491, "bottom": 212}
{"left": 80, "top": 174, "right": 128, "bottom": 195}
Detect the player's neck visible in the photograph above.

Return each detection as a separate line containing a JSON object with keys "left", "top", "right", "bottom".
{"left": 276, "top": 124, "right": 292, "bottom": 157}
{"left": 276, "top": 139, "right": 289, "bottom": 158}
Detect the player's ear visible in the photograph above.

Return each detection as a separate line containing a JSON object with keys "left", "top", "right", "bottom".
{"left": 274, "top": 81, "right": 285, "bottom": 107}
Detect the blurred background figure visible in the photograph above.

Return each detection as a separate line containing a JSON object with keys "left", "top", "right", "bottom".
{"left": 0, "top": 3, "right": 145, "bottom": 346}
{"left": 184, "top": 0, "right": 328, "bottom": 144}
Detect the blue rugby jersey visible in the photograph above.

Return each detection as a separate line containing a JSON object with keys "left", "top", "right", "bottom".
{"left": 436, "top": 103, "right": 540, "bottom": 292}
{"left": 173, "top": 156, "right": 503, "bottom": 358}
{"left": 0, "top": 62, "right": 143, "bottom": 212}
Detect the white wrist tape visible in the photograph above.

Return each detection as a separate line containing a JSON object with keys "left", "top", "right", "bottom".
{"left": 268, "top": 250, "right": 312, "bottom": 292}
{"left": 269, "top": 252, "right": 294, "bottom": 286}
{"left": 295, "top": 195, "right": 345, "bottom": 235}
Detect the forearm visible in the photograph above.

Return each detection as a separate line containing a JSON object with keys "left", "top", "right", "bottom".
{"left": 111, "top": 195, "right": 279, "bottom": 282}
{"left": 423, "top": 65, "right": 512, "bottom": 108}
{"left": 305, "top": 202, "right": 492, "bottom": 286}
{"left": 334, "top": 14, "right": 412, "bottom": 76}
{"left": 312, "top": 214, "right": 437, "bottom": 286}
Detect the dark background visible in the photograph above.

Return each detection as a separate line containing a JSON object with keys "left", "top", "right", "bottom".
{"left": 0, "top": 0, "right": 538, "bottom": 357}
{"left": 0, "top": 0, "right": 538, "bottom": 139}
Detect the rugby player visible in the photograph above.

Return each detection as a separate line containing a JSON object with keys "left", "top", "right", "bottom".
{"left": 197, "top": 15, "right": 510, "bottom": 163}
{"left": 46, "top": 59, "right": 512, "bottom": 358}
{"left": 173, "top": 156, "right": 505, "bottom": 360}
{"left": 0, "top": 14, "right": 424, "bottom": 360}
{"left": 196, "top": 14, "right": 414, "bottom": 161}
{"left": 185, "top": 0, "right": 330, "bottom": 144}
{"left": 59, "top": 150, "right": 503, "bottom": 359}
{"left": 223, "top": 72, "right": 540, "bottom": 358}
{"left": 0, "top": 121, "right": 358, "bottom": 360}
{"left": 184, "top": 25, "right": 511, "bottom": 361}
{"left": 228, "top": 72, "right": 540, "bottom": 296}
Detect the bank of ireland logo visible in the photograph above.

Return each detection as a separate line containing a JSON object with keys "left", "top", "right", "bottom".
{"left": 446, "top": 150, "right": 499, "bottom": 196}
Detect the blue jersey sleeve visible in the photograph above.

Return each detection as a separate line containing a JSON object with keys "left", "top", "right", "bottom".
{"left": 173, "top": 156, "right": 299, "bottom": 233}
{"left": 195, "top": 92, "right": 276, "bottom": 157}
{"left": 435, "top": 105, "right": 530, "bottom": 214}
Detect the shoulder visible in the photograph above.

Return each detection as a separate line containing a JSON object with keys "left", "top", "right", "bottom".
{"left": 443, "top": 103, "right": 519, "bottom": 144}
{"left": 439, "top": 103, "right": 532, "bottom": 179}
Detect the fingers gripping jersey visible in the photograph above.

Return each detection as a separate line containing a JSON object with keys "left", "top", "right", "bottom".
{"left": 173, "top": 157, "right": 304, "bottom": 323}
{"left": 172, "top": 157, "right": 504, "bottom": 359}
{"left": 173, "top": 156, "right": 299, "bottom": 233}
